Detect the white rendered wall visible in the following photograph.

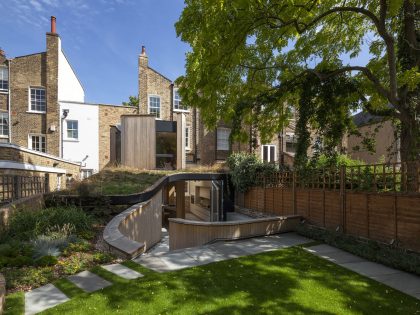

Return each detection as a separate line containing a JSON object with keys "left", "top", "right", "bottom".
{"left": 58, "top": 41, "right": 85, "bottom": 102}
{"left": 59, "top": 102, "right": 99, "bottom": 172}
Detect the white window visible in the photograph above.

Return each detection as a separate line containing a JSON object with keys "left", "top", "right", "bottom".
{"left": 29, "top": 87, "right": 46, "bottom": 112}
{"left": 174, "top": 88, "right": 188, "bottom": 111}
{"left": 262, "top": 145, "right": 276, "bottom": 163}
{"left": 29, "top": 134, "right": 46, "bottom": 152}
{"left": 285, "top": 133, "right": 297, "bottom": 153}
{"left": 217, "top": 127, "right": 230, "bottom": 151}
{"left": 0, "top": 67, "right": 8, "bottom": 91}
{"left": 0, "top": 112, "right": 8, "bottom": 137}
{"left": 81, "top": 169, "right": 93, "bottom": 179}
{"left": 66, "top": 120, "right": 78, "bottom": 140}
{"left": 148, "top": 95, "right": 161, "bottom": 118}
{"left": 185, "top": 126, "right": 191, "bottom": 150}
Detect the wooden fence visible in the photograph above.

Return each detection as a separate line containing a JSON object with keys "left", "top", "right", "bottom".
{"left": 0, "top": 175, "right": 48, "bottom": 204}
{"left": 236, "top": 161, "right": 420, "bottom": 252}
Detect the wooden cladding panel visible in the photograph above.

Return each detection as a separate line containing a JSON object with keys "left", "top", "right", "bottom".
{"left": 282, "top": 189, "right": 294, "bottom": 215}
{"left": 324, "top": 191, "right": 342, "bottom": 229}
{"left": 273, "top": 187, "right": 283, "bottom": 215}
{"left": 345, "top": 193, "right": 369, "bottom": 238}
{"left": 396, "top": 195, "right": 420, "bottom": 252}
{"left": 169, "top": 216, "right": 301, "bottom": 250}
{"left": 368, "top": 195, "right": 396, "bottom": 243}
{"left": 256, "top": 187, "right": 265, "bottom": 211}
{"left": 121, "top": 116, "right": 156, "bottom": 169}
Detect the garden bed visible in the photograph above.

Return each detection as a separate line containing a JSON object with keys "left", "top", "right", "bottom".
{"left": 0, "top": 206, "right": 117, "bottom": 293}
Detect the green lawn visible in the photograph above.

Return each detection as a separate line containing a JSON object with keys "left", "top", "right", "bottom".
{"left": 32, "top": 247, "right": 419, "bottom": 315}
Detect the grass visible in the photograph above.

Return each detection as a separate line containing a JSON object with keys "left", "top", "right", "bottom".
{"left": 3, "top": 292, "right": 24, "bottom": 315}
{"left": 39, "top": 247, "right": 419, "bottom": 315}
{"left": 70, "top": 164, "right": 227, "bottom": 195}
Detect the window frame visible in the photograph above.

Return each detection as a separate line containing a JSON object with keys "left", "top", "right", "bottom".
{"left": 0, "top": 66, "right": 8, "bottom": 92}
{"left": 0, "top": 112, "right": 9, "bottom": 138}
{"left": 148, "top": 94, "right": 161, "bottom": 119}
{"left": 185, "top": 125, "right": 191, "bottom": 150}
{"left": 173, "top": 88, "right": 189, "bottom": 112}
{"left": 28, "top": 134, "right": 46, "bottom": 153}
{"left": 28, "top": 87, "right": 47, "bottom": 113}
{"left": 216, "top": 127, "right": 230, "bottom": 151}
{"left": 66, "top": 120, "right": 79, "bottom": 140}
{"left": 261, "top": 144, "right": 276, "bottom": 163}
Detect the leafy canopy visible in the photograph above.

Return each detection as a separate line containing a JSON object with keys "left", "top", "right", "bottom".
{"left": 175, "top": 0, "right": 419, "bottom": 157}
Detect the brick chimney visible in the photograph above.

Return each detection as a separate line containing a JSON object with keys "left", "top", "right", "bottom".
{"left": 50, "top": 16, "right": 57, "bottom": 34}
{"left": 138, "top": 45, "right": 149, "bottom": 114}
{"left": 46, "top": 16, "right": 61, "bottom": 156}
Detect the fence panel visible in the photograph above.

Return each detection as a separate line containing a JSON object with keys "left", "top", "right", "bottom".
{"left": 0, "top": 175, "right": 46, "bottom": 204}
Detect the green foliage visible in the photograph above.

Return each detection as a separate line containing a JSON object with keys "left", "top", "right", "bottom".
{"left": 227, "top": 152, "right": 277, "bottom": 192}
{"left": 176, "top": 0, "right": 420, "bottom": 164}
{"left": 35, "top": 255, "right": 58, "bottom": 267}
{"left": 122, "top": 95, "right": 139, "bottom": 107}
{"left": 62, "top": 239, "right": 92, "bottom": 256}
{"left": 5, "top": 206, "right": 92, "bottom": 241}
{"left": 4, "top": 292, "right": 24, "bottom": 315}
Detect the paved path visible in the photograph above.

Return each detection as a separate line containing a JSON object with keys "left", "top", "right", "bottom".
{"left": 134, "top": 232, "right": 311, "bottom": 272}
{"left": 305, "top": 244, "right": 420, "bottom": 300}
{"left": 25, "top": 284, "right": 69, "bottom": 315}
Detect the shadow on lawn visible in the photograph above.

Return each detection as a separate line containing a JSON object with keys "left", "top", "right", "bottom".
{"left": 45, "top": 247, "right": 419, "bottom": 314}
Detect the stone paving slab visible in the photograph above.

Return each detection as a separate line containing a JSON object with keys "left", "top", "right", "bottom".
{"left": 371, "top": 272, "right": 420, "bottom": 299}
{"left": 25, "top": 284, "right": 69, "bottom": 315}
{"left": 184, "top": 247, "right": 226, "bottom": 264}
{"left": 306, "top": 244, "right": 420, "bottom": 300}
{"left": 67, "top": 271, "right": 112, "bottom": 293}
{"left": 159, "top": 251, "right": 203, "bottom": 270}
{"left": 134, "top": 256, "right": 169, "bottom": 272}
{"left": 305, "top": 245, "right": 365, "bottom": 264}
{"left": 208, "top": 242, "right": 251, "bottom": 259}
{"left": 102, "top": 264, "right": 143, "bottom": 280}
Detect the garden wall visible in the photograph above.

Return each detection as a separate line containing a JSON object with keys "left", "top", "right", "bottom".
{"left": 0, "top": 194, "right": 45, "bottom": 231}
{"left": 236, "top": 187, "right": 420, "bottom": 252}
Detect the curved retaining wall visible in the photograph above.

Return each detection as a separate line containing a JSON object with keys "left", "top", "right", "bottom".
{"left": 103, "top": 173, "right": 226, "bottom": 258}
{"left": 168, "top": 215, "right": 302, "bottom": 250}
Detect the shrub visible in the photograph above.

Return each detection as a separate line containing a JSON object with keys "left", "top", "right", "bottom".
{"left": 227, "top": 153, "right": 278, "bottom": 192}
{"left": 5, "top": 206, "right": 92, "bottom": 241}
{"left": 62, "top": 239, "right": 92, "bottom": 256}
{"left": 92, "top": 252, "right": 114, "bottom": 264}
{"left": 35, "top": 255, "right": 58, "bottom": 267}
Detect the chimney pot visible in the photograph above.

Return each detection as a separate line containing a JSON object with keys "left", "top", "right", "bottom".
{"left": 141, "top": 45, "right": 146, "bottom": 56}
{"left": 51, "top": 16, "right": 56, "bottom": 34}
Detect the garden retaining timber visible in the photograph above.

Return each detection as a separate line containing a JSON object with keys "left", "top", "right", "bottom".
{"left": 0, "top": 273, "right": 5, "bottom": 314}
{"left": 168, "top": 215, "right": 302, "bottom": 250}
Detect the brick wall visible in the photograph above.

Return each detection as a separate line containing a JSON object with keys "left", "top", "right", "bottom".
{"left": 45, "top": 33, "right": 60, "bottom": 156}
{"left": 10, "top": 53, "right": 47, "bottom": 148}
{"left": 0, "top": 144, "right": 80, "bottom": 176}
{"left": 98, "top": 105, "right": 137, "bottom": 170}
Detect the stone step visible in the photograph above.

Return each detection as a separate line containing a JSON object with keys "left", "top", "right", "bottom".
{"left": 67, "top": 270, "right": 112, "bottom": 293}
{"left": 25, "top": 284, "right": 69, "bottom": 315}
{"left": 101, "top": 264, "right": 143, "bottom": 280}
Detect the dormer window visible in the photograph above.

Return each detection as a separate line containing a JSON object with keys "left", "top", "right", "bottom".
{"left": 0, "top": 67, "right": 8, "bottom": 91}
{"left": 173, "top": 88, "right": 188, "bottom": 111}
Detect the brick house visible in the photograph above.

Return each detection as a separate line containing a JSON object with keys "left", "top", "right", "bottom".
{"left": 1, "top": 16, "right": 298, "bottom": 178}
{"left": 346, "top": 112, "right": 400, "bottom": 164}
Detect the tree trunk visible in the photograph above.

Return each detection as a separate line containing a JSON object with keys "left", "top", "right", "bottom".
{"left": 399, "top": 103, "right": 420, "bottom": 192}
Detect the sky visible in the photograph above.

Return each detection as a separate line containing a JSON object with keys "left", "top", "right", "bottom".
{"left": 0, "top": 0, "right": 189, "bottom": 104}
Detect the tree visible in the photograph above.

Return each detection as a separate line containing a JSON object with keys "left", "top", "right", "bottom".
{"left": 122, "top": 96, "right": 139, "bottom": 107}
{"left": 175, "top": 0, "right": 419, "bottom": 164}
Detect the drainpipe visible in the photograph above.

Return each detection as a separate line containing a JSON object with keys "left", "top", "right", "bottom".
{"left": 7, "top": 59, "right": 11, "bottom": 143}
